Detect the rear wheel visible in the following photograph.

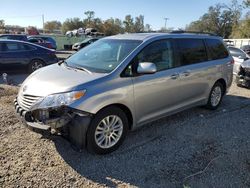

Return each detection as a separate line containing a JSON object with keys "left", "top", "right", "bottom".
{"left": 28, "top": 59, "right": 45, "bottom": 73}
{"left": 206, "top": 82, "right": 224, "bottom": 110}
{"left": 86, "top": 107, "right": 128, "bottom": 155}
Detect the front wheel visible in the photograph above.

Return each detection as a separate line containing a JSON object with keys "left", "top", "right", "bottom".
{"left": 206, "top": 82, "right": 224, "bottom": 110}
{"left": 86, "top": 107, "right": 129, "bottom": 155}
{"left": 28, "top": 59, "right": 45, "bottom": 73}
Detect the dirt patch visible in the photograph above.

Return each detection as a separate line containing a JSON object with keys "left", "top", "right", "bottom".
{"left": 0, "top": 82, "right": 250, "bottom": 187}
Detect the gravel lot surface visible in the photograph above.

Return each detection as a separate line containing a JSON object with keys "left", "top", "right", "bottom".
{"left": 0, "top": 81, "right": 250, "bottom": 188}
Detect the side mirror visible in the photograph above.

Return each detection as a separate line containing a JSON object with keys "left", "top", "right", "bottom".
{"left": 137, "top": 62, "right": 157, "bottom": 74}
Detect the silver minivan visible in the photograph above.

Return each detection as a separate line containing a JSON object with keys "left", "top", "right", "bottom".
{"left": 15, "top": 33, "right": 234, "bottom": 154}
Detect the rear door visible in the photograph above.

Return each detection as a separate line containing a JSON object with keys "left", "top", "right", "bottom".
{"left": 174, "top": 38, "right": 210, "bottom": 106}
{"left": 0, "top": 42, "right": 30, "bottom": 72}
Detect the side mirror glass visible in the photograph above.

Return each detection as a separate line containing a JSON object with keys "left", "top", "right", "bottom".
{"left": 137, "top": 62, "right": 157, "bottom": 74}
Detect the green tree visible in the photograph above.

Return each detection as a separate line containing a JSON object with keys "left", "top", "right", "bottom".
{"left": 231, "top": 13, "right": 250, "bottom": 38}
{"left": 84, "top": 11, "right": 95, "bottom": 27}
{"left": 44, "top": 20, "right": 62, "bottom": 33}
{"left": 102, "top": 18, "right": 124, "bottom": 35}
{"left": 61, "top": 18, "right": 83, "bottom": 34}
{"left": 123, "top": 15, "right": 134, "bottom": 33}
{"left": 186, "top": 1, "right": 242, "bottom": 38}
{"left": 244, "top": 0, "right": 250, "bottom": 7}
{"left": 134, "top": 15, "right": 144, "bottom": 32}
{"left": 144, "top": 24, "right": 152, "bottom": 32}
{"left": 0, "top": 19, "right": 5, "bottom": 29}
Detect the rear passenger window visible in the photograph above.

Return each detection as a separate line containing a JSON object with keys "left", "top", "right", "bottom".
{"left": 6, "top": 43, "right": 19, "bottom": 51}
{"left": 136, "top": 40, "right": 174, "bottom": 72}
{"left": 24, "top": 44, "right": 36, "bottom": 51}
{"left": 176, "top": 39, "right": 207, "bottom": 65}
{"left": 206, "top": 39, "right": 229, "bottom": 60}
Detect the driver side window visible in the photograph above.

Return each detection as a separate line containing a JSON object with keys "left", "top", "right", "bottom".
{"left": 137, "top": 40, "right": 174, "bottom": 72}
{"left": 122, "top": 40, "right": 174, "bottom": 77}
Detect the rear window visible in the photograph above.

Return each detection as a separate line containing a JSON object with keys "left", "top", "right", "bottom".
{"left": 206, "top": 39, "right": 229, "bottom": 60}
{"left": 176, "top": 39, "right": 208, "bottom": 65}
{"left": 228, "top": 47, "right": 247, "bottom": 59}
{"left": 6, "top": 43, "right": 19, "bottom": 51}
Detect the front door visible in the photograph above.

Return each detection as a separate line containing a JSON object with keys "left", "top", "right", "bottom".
{"left": 131, "top": 39, "right": 185, "bottom": 125}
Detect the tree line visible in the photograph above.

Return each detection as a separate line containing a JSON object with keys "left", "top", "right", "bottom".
{"left": 0, "top": 0, "right": 249, "bottom": 38}
{"left": 186, "top": 0, "right": 250, "bottom": 38}
{"left": 44, "top": 11, "right": 151, "bottom": 35}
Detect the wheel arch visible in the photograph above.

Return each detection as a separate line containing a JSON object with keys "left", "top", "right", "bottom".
{"left": 215, "top": 78, "right": 227, "bottom": 95}
{"left": 29, "top": 58, "right": 45, "bottom": 64}
{"left": 95, "top": 103, "right": 134, "bottom": 130}
{"left": 28, "top": 58, "right": 46, "bottom": 72}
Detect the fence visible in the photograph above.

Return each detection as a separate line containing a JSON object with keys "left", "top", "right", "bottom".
{"left": 43, "top": 35, "right": 87, "bottom": 50}
{"left": 224, "top": 39, "right": 250, "bottom": 48}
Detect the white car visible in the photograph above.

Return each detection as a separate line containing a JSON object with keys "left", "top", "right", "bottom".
{"left": 228, "top": 46, "right": 250, "bottom": 87}
{"left": 228, "top": 46, "right": 250, "bottom": 74}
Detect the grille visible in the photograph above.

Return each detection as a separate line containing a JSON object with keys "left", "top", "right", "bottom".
{"left": 17, "top": 94, "right": 42, "bottom": 111}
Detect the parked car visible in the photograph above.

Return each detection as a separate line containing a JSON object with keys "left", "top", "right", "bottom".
{"left": 0, "top": 39, "right": 58, "bottom": 73}
{"left": 28, "top": 36, "right": 57, "bottom": 49}
{"left": 235, "top": 60, "right": 250, "bottom": 88}
{"left": 0, "top": 34, "right": 28, "bottom": 41}
{"left": 85, "top": 28, "right": 97, "bottom": 35}
{"left": 14, "top": 33, "right": 233, "bottom": 154}
{"left": 240, "top": 45, "right": 250, "bottom": 56}
{"left": 27, "top": 37, "right": 53, "bottom": 49}
{"left": 72, "top": 38, "right": 100, "bottom": 51}
{"left": 228, "top": 46, "right": 249, "bottom": 74}
{"left": 66, "top": 31, "right": 73, "bottom": 37}
{"left": 228, "top": 46, "right": 250, "bottom": 88}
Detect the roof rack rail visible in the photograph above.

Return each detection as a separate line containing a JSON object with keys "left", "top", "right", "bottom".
{"left": 170, "top": 30, "right": 217, "bottom": 36}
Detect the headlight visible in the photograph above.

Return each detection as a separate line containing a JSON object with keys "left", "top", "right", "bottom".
{"left": 38, "top": 90, "right": 86, "bottom": 109}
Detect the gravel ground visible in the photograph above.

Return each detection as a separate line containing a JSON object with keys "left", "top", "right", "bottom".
{"left": 0, "top": 81, "right": 250, "bottom": 188}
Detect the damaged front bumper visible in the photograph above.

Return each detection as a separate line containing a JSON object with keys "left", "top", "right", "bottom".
{"left": 14, "top": 98, "right": 91, "bottom": 130}
{"left": 236, "top": 66, "right": 250, "bottom": 88}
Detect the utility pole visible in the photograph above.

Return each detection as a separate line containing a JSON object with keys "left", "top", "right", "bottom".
{"left": 42, "top": 14, "right": 44, "bottom": 33}
{"left": 164, "top": 18, "right": 169, "bottom": 30}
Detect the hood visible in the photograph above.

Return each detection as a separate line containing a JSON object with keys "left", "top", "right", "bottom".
{"left": 20, "top": 63, "right": 106, "bottom": 97}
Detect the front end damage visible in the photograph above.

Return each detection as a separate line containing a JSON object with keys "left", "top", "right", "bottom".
{"left": 14, "top": 97, "right": 92, "bottom": 149}
{"left": 236, "top": 62, "right": 250, "bottom": 88}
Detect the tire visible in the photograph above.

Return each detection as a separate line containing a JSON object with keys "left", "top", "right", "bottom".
{"left": 86, "top": 106, "right": 129, "bottom": 155}
{"left": 28, "top": 59, "right": 45, "bottom": 73}
{"left": 206, "top": 82, "right": 224, "bottom": 110}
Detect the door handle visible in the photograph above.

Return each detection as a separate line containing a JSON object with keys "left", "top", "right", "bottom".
{"left": 170, "top": 73, "right": 179, "bottom": 79}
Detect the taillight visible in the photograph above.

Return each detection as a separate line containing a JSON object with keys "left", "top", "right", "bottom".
{"left": 48, "top": 43, "right": 52, "bottom": 49}
{"left": 47, "top": 51, "right": 56, "bottom": 57}
{"left": 227, "top": 59, "right": 234, "bottom": 65}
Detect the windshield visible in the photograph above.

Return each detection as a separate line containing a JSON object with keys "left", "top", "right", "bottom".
{"left": 66, "top": 39, "right": 142, "bottom": 73}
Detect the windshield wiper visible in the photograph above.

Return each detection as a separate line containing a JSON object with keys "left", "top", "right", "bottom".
{"left": 58, "top": 60, "right": 68, "bottom": 66}
{"left": 74, "top": 66, "right": 92, "bottom": 74}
